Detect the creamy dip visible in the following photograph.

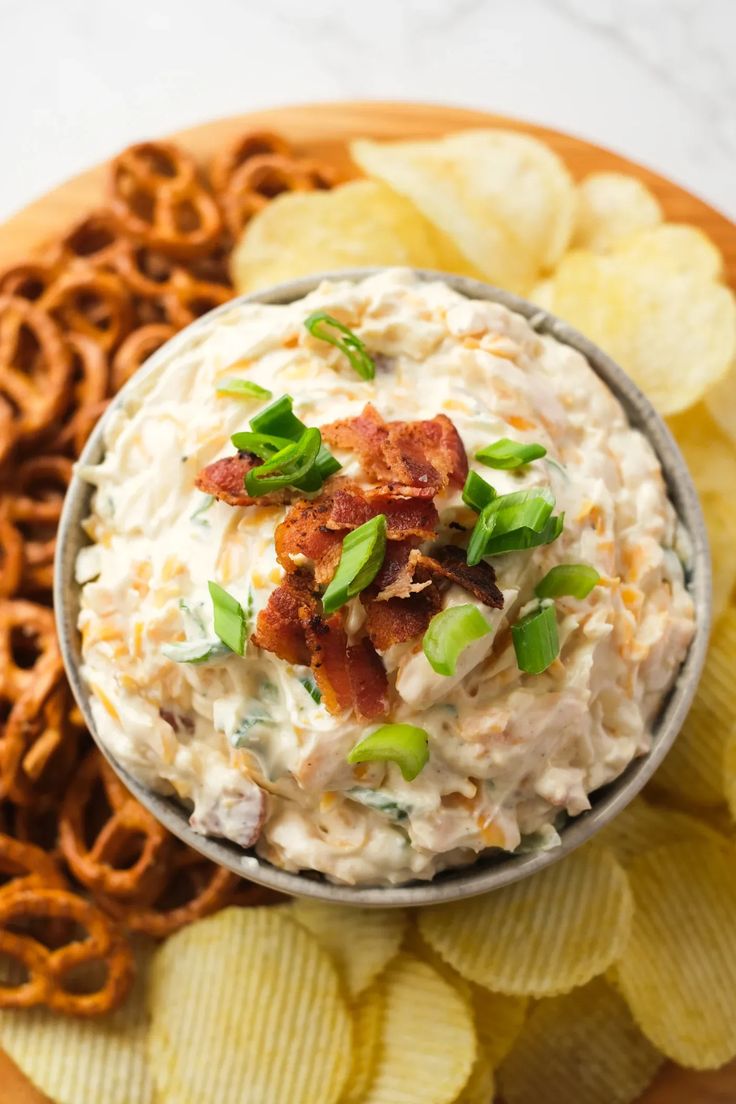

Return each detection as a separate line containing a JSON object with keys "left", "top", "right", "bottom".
{"left": 77, "top": 269, "right": 695, "bottom": 885}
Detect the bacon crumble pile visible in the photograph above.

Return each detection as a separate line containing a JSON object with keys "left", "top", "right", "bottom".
{"left": 197, "top": 403, "right": 504, "bottom": 720}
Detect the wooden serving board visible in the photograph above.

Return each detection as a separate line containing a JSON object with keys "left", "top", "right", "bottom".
{"left": 1, "top": 102, "right": 734, "bottom": 1104}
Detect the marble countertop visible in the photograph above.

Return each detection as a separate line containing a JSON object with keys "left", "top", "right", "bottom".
{"left": 0, "top": 0, "right": 733, "bottom": 223}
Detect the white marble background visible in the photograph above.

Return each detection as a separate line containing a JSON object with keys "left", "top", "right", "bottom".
{"left": 0, "top": 0, "right": 733, "bottom": 222}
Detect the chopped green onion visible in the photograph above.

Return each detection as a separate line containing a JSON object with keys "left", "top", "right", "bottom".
{"left": 535, "top": 563, "right": 600, "bottom": 600}
{"left": 208, "top": 581, "right": 247, "bottom": 656}
{"left": 190, "top": 494, "right": 215, "bottom": 523}
{"left": 462, "top": 471, "right": 497, "bottom": 512}
{"left": 304, "top": 311, "right": 375, "bottom": 381}
{"left": 245, "top": 427, "right": 322, "bottom": 495}
{"left": 299, "top": 674, "right": 322, "bottom": 704}
{"left": 249, "top": 394, "right": 341, "bottom": 481}
{"left": 512, "top": 604, "right": 559, "bottom": 675}
{"left": 216, "top": 379, "right": 272, "bottom": 399}
{"left": 161, "top": 639, "right": 230, "bottom": 664}
{"left": 322, "top": 514, "right": 387, "bottom": 614}
{"left": 347, "top": 724, "right": 429, "bottom": 781}
{"left": 230, "top": 430, "right": 293, "bottom": 459}
{"left": 476, "top": 437, "right": 547, "bottom": 469}
{"left": 482, "top": 513, "right": 565, "bottom": 557}
{"left": 422, "top": 605, "right": 492, "bottom": 676}
{"left": 466, "top": 488, "right": 555, "bottom": 565}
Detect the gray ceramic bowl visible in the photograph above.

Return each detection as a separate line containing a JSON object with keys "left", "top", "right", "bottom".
{"left": 54, "top": 269, "right": 711, "bottom": 907}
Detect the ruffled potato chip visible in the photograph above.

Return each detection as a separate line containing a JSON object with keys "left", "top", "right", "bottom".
{"left": 351, "top": 130, "right": 576, "bottom": 293}
{"left": 598, "top": 796, "right": 728, "bottom": 866}
{"left": 402, "top": 921, "right": 473, "bottom": 1002}
{"left": 290, "top": 899, "right": 406, "bottom": 998}
{"left": 613, "top": 223, "right": 723, "bottom": 280}
{"left": 705, "top": 360, "right": 736, "bottom": 445}
{"left": 700, "top": 491, "right": 736, "bottom": 616}
{"left": 497, "top": 978, "right": 663, "bottom": 1104}
{"left": 652, "top": 609, "right": 736, "bottom": 807}
{"left": 230, "top": 180, "right": 476, "bottom": 294}
{"left": 471, "top": 984, "right": 529, "bottom": 1069}
{"left": 419, "top": 846, "right": 633, "bottom": 997}
{"left": 573, "top": 172, "right": 662, "bottom": 253}
{"left": 453, "top": 1052, "right": 494, "bottom": 1104}
{"left": 148, "top": 907, "right": 351, "bottom": 1104}
{"left": 668, "top": 402, "right": 736, "bottom": 497}
{"left": 341, "top": 982, "right": 383, "bottom": 1104}
{"left": 541, "top": 232, "right": 736, "bottom": 415}
{"left": 0, "top": 940, "right": 154, "bottom": 1104}
{"left": 360, "top": 953, "right": 476, "bottom": 1104}
{"left": 616, "top": 840, "right": 736, "bottom": 1068}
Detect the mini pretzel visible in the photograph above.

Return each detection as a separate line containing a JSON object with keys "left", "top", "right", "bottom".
{"left": 6, "top": 455, "right": 73, "bottom": 591}
{"left": 48, "top": 332, "right": 110, "bottom": 456}
{"left": 114, "top": 240, "right": 186, "bottom": 299}
{"left": 58, "top": 209, "right": 129, "bottom": 270}
{"left": 0, "top": 886, "right": 134, "bottom": 1016}
{"left": 0, "top": 295, "right": 72, "bottom": 463}
{"left": 59, "top": 750, "right": 170, "bottom": 900}
{"left": 1, "top": 682, "right": 78, "bottom": 808}
{"left": 0, "top": 258, "right": 64, "bottom": 302}
{"left": 95, "top": 841, "right": 239, "bottom": 938}
{"left": 40, "top": 267, "right": 134, "bottom": 353}
{"left": 161, "top": 273, "right": 232, "bottom": 329}
{"left": 110, "top": 141, "right": 223, "bottom": 259}
{"left": 0, "top": 832, "right": 66, "bottom": 895}
{"left": 0, "top": 600, "right": 61, "bottom": 702}
{"left": 111, "top": 323, "right": 175, "bottom": 392}
{"left": 210, "top": 129, "right": 293, "bottom": 195}
{"left": 220, "top": 153, "right": 336, "bottom": 236}
{"left": 0, "top": 504, "right": 23, "bottom": 599}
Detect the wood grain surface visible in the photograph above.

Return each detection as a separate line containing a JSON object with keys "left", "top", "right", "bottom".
{"left": 1, "top": 101, "right": 734, "bottom": 1104}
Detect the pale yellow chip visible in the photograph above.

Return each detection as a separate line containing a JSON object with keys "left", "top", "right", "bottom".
{"left": 668, "top": 402, "right": 736, "bottom": 498}
{"left": 723, "top": 726, "right": 736, "bottom": 824}
{"left": 497, "top": 977, "right": 663, "bottom": 1104}
{"left": 701, "top": 490, "right": 736, "bottom": 616}
{"left": 148, "top": 907, "right": 352, "bottom": 1104}
{"left": 705, "top": 360, "right": 736, "bottom": 445}
{"left": 597, "top": 796, "right": 728, "bottom": 865}
{"left": 453, "top": 1052, "right": 495, "bottom": 1104}
{"left": 0, "top": 940, "right": 154, "bottom": 1104}
{"left": 290, "top": 899, "right": 406, "bottom": 998}
{"left": 419, "top": 846, "right": 633, "bottom": 997}
{"left": 573, "top": 172, "right": 663, "bottom": 252}
{"left": 340, "top": 982, "right": 384, "bottom": 1104}
{"left": 542, "top": 238, "right": 736, "bottom": 415}
{"left": 613, "top": 222, "right": 724, "bottom": 280}
{"left": 351, "top": 129, "right": 576, "bottom": 293}
{"left": 230, "top": 179, "right": 476, "bottom": 294}
{"left": 359, "top": 953, "right": 476, "bottom": 1104}
{"left": 616, "top": 840, "right": 736, "bottom": 1068}
{"left": 471, "top": 984, "right": 529, "bottom": 1068}
{"left": 651, "top": 608, "right": 736, "bottom": 807}
{"left": 402, "top": 920, "right": 472, "bottom": 1002}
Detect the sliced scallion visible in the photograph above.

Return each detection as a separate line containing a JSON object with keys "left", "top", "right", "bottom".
{"left": 422, "top": 605, "right": 492, "bottom": 676}
{"left": 216, "top": 379, "right": 272, "bottom": 399}
{"left": 476, "top": 437, "right": 547, "bottom": 469}
{"left": 322, "top": 514, "right": 387, "bottom": 614}
{"left": 462, "top": 471, "right": 497, "bottom": 512}
{"left": 162, "top": 638, "right": 229, "bottom": 664}
{"left": 347, "top": 724, "right": 429, "bottom": 781}
{"left": 244, "top": 426, "right": 322, "bottom": 495}
{"left": 249, "top": 394, "right": 341, "bottom": 481}
{"left": 304, "top": 311, "right": 375, "bottom": 380}
{"left": 512, "top": 604, "right": 559, "bottom": 675}
{"left": 481, "top": 512, "right": 565, "bottom": 557}
{"left": 535, "top": 563, "right": 600, "bottom": 600}
{"left": 299, "top": 674, "right": 322, "bottom": 704}
{"left": 208, "top": 581, "right": 247, "bottom": 656}
{"left": 466, "top": 487, "right": 557, "bottom": 565}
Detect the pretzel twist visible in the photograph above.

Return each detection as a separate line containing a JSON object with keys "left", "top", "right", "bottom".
{"left": 7, "top": 455, "right": 73, "bottom": 592}
{"left": 209, "top": 129, "right": 293, "bottom": 195}
{"left": 1, "top": 683, "right": 79, "bottom": 808}
{"left": 0, "top": 886, "right": 134, "bottom": 1015}
{"left": 219, "top": 152, "right": 336, "bottom": 236}
{"left": 111, "top": 323, "right": 176, "bottom": 392}
{"left": 47, "top": 333, "right": 110, "bottom": 457}
{"left": 40, "top": 267, "right": 134, "bottom": 353}
{"left": 0, "top": 832, "right": 66, "bottom": 895}
{"left": 0, "top": 504, "right": 23, "bottom": 598}
{"left": 0, "top": 600, "right": 61, "bottom": 702}
{"left": 58, "top": 209, "right": 130, "bottom": 270}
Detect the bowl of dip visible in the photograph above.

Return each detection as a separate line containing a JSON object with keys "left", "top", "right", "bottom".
{"left": 55, "top": 268, "right": 711, "bottom": 906}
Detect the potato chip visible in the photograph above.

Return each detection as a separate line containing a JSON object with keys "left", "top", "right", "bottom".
{"left": 471, "top": 984, "right": 528, "bottom": 1068}
{"left": 700, "top": 490, "right": 736, "bottom": 616}
{"left": 668, "top": 402, "right": 736, "bottom": 497}
{"left": 616, "top": 840, "right": 736, "bottom": 1068}
{"left": 419, "top": 846, "right": 632, "bottom": 997}
{"left": 613, "top": 223, "right": 723, "bottom": 280}
{"left": 651, "top": 609, "right": 736, "bottom": 807}
{"left": 705, "top": 360, "right": 736, "bottom": 445}
{"left": 723, "top": 727, "right": 736, "bottom": 824}
{"left": 453, "top": 1052, "right": 494, "bottom": 1104}
{"left": 573, "top": 173, "right": 662, "bottom": 253}
{"left": 497, "top": 977, "right": 663, "bottom": 1104}
{"left": 148, "top": 907, "right": 352, "bottom": 1104}
{"left": 0, "top": 940, "right": 154, "bottom": 1104}
{"left": 402, "top": 920, "right": 473, "bottom": 1002}
{"left": 542, "top": 240, "right": 736, "bottom": 414}
{"left": 597, "top": 796, "right": 727, "bottom": 865}
{"left": 291, "top": 899, "right": 406, "bottom": 998}
{"left": 359, "top": 953, "right": 476, "bottom": 1104}
{"left": 351, "top": 130, "right": 576, "bottom": 293}
{"left": 230, "top": 179, "right": 476, "bottom": 294}
{"left": 341, "top": 982, "right": 383, "bottom": 1104}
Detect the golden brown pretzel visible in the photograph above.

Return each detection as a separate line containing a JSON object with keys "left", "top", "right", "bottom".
{"left": 161, "top": 273, "right": 232, "bottom": 329}
{"left": 58, "top": 209, "right": 130, "bottom": 270}
{"left": 110, "top": 141, "right": 223, "bottom": 259}
{"left": 59, "top": 751, "right": 170, "bottom": 900}
{"left": 1, "top": 682, "right": 79, "bottom": 808}
{"left": 220, "top": 153, "right": 336, "bottom": 236}
{"left": 0, "top": 886, "right": 134, "bottom": 1016}
{"left": 111, "top": 323, "right": 175, "bottom": 392}
{"left": 0, "top": 600, "right": 61, "bottom": 702}
{"left": 40, "top": 267, "right": 134, "bottom": 353}
{"left": 0, "top": 504, "right": 23, "bottom": 599}
{"left": 210, "top": 129, "right": 293, "bottom": 195}
{"left": 7, "top": 455, "right": 73, "bottom": 592}
{"left": 0, "top": 832, "right": 66, "bottom": 895}
{"left": 0, "top": 295, "right": 72, "bottom": 464}
{"left": 47, "top": 332, "right": 110, "bottom": 457}
{"left": 0, "top": 258, "right": 64, "bottom": 302}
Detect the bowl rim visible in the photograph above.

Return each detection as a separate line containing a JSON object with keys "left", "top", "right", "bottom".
{"left": 54, "top": 267, "right": 712, "bottom": 907}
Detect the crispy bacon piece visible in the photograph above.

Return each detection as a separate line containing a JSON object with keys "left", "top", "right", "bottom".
{"left": 274, "top": 498, "right": 344, "bottom": 586}
{"left": 324, "top": 487, "right": 438, "bottom": 540}
{"left": 362, "top": 587, "right": 442, "bottom": 652}
{"left": 416, "top": 546, "right": 504, "bottom": 609}
{"left": 372, "top": 543, "right": 429, "bottom": 601}
{"left": 347, "top": 638, "right": 390, "bottom": 721}
{"left": 301, "top": 611, "right": 353, "bottom": 714}
{"left": 251, "top": 573, "right": 317, "bottom": 665}
{"left": 322, "top": 404, "right": 468, "bottom": 495}
{"left": 195, "top": 453, "right": 297, "bottom": 507}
